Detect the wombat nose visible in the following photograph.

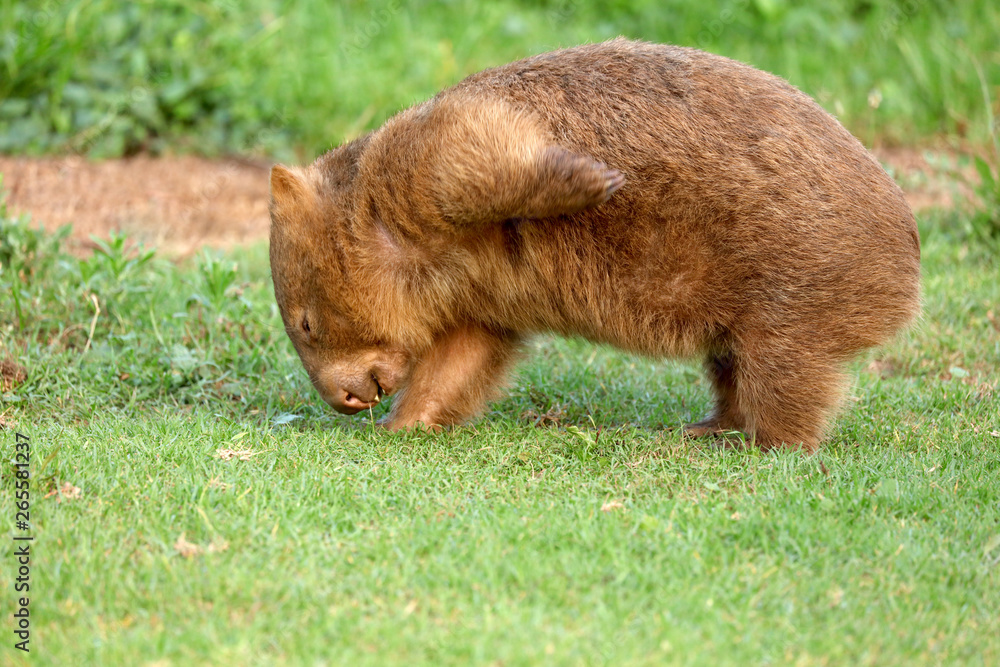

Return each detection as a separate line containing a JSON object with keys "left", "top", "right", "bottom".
{"left": 336, "top": 389, "right": 380, "bottom": 414}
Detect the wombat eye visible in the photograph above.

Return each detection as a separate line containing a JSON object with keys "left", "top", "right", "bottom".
{"left": 301, "top": 315, "right": 311, "bottom": 334}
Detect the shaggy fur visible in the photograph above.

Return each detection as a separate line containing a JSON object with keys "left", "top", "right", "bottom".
{"left": 269, "top": 38, "right": 921, "bottom": 452}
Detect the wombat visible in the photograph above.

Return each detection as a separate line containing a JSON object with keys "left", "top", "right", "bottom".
{"left": 269, "top": 38, "right": 920, "bottom": 452}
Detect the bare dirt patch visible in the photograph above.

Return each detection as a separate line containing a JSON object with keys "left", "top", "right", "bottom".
{"left": 0, "top": 148, "right": 967, "bottom": 256}
{"left": 0, "top": 154, "right": 271, "bottom": 256}
{"left": 873, "top": 146, "right": 971, "bottom": 211}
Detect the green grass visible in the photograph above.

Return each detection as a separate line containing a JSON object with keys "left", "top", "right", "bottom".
{"left": 1, "top": 0, "right": 999, "bottom": 158}
{"left": 1, "top": 187, "right": 999, "bottom": 664}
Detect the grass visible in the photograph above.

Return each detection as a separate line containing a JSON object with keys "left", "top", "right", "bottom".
{"left": 1, "top": 185, "right": 999, "bottom": 664}
{"left": 1, "top": 0, "right": 999, "bottom": 158}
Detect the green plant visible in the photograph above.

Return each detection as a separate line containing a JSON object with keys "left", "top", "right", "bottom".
{"left": 77, "top": 232, "right": 155, "bottom": 287}
{"left": 0, "top": 176, "right": 70, "bottom": 331}
{"left": 966, "top": 54, "right": 1000, "bottom": 245}
{"left": 0, "top": 176, "right": 70, "bottom": 285}
{"left": 972, "top": 153, "right": 1000, "bottom": 243}
{"left": 1, "top": 0, "right": 998, "bottom": 158}
{"left": 193, "top": 249, "right": 241, "bottom": 311}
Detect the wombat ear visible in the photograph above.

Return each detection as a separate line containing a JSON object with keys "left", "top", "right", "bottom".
{"left": 270, "top": 165, "right": 322, "bottom": 235}
{"left": 270, "top": 164, "right": 310, "bottom": 211}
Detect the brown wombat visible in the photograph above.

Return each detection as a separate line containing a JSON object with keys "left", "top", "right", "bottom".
{"left": 269, "top": 38, "right": 920, "bottom": 452}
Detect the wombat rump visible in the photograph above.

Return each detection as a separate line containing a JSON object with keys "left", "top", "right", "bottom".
{"left": 269, "top": 38, "right": 920, "bottom": 452}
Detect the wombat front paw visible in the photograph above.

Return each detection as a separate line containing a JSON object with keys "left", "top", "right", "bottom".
{"left": 381, "top": 411, "right": 445, "bottom": 433}
{"left": 538, "top": 146, "right": 625, "bottom": 214}
{"left": 602, "top": 169, "right": 626, "bottom": 199}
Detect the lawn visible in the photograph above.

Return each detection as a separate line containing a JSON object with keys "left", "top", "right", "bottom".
{"left": 1, "top": 190, "right": 998, "bottom": 664}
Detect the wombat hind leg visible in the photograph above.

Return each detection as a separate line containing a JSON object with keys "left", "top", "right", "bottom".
{"left": 684, "top": 347, "right": 846, "bottom": 453}
{"left": 737, "top": 350, "right": 847, "bottom": 453}
{"left": 683, "top": 350, "right": 746, "bottom": 438}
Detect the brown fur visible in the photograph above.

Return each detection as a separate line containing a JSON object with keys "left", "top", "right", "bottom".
{"left": 269, "top": 39, "right": 920, "bottom": 452}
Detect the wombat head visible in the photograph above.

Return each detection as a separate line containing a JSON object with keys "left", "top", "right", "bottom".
{"left": 268, "top": 160, "right": 412, "bottom": 415}
{"left": 268, "top": 96, "right": 624, "bottom": 418}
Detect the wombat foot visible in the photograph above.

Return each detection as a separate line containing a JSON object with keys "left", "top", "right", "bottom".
{"left": 682, "top": 417, "right": 726, "bottom": 438}
{"left": 683, "top": 418, "right": 752, "bottom": 449}
{"left": 696, "top": 346, "right": 843, "bottom": 454}
{"left": 380, "top": 415, "right": 444, "bottom": 433}
{"left": 683, "top": 419, "right": 818, "bottom": 452}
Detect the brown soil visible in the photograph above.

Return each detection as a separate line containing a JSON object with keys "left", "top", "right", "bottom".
{"left": 0, "top": 359, "right": 28, "bottom": 392}
{"left": 0, "top": 154, "right": 271, "bottom": 256}
{"left": 873, "top": 146, "right": 971, "bottom": 211}
{"left": 0, "top": 148, "right": 968, "bottom": 257}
